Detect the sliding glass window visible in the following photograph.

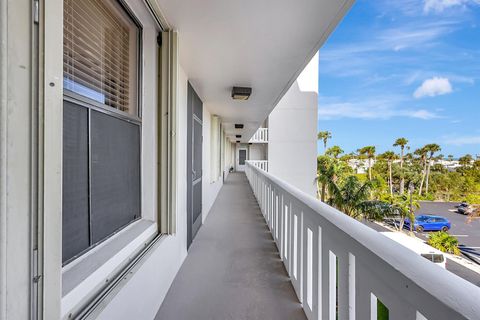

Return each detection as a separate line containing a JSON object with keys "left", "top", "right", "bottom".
{"left": 62, "top": 0, "right": 142, "bottom": 264}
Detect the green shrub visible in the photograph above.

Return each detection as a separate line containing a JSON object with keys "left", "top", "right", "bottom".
{"left": 427, "top": 232, "right": 460, "bottom": 255}
{"left": 465, "top": 194, "right": 480, "bottom": 205}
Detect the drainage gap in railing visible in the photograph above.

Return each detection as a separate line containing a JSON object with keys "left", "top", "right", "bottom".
{"left": 371, "top": 293, "right": 389, "bottom": 320}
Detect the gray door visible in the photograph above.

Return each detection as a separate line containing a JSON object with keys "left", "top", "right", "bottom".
{"left": 187, "top": 83, "right": 203, "bottom": 248}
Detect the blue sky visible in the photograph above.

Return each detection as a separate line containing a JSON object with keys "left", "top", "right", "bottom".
{"left": 318, "top": 0, "right": 480, "bottom": 158}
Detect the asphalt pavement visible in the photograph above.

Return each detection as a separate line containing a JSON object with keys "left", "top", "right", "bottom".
{"left": 363, "top": 208, "right": 480, "bottom": 287}
{"left": 416, "top": 201, "right": 480, "bottom": 264}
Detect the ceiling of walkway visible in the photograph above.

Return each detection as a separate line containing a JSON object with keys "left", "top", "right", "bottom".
{"left": 156, "top": 0, "right": 353, "bottom": 141}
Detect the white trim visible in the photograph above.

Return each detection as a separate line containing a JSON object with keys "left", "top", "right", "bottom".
{"left": 0, "top": 0, "right": 8, "bottom": 317}
{"left": 61, "top": 220, "right": 156, "bottom": 318}
{"left": 43, "top": 0, "right": 64, "bottom": 318}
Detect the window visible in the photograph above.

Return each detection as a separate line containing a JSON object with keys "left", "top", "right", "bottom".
{"left": 421, "top": 253, "right": 445, "bottom": 263}
{"left": 239, "top": 149, "right": 247, "bottom": 165}
{"left": 62, "top": 0, "right": 141, "bottom": 264}
{"left": 64, "top": 0, "right": 139, "bottom": 115}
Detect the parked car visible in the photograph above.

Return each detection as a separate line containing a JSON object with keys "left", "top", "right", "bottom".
{"left": 381, "top": 232, "right": 446, "bottom": 268}
{"left": 457, "top": 205, "right": 473, "bottom": 215}
{"left": 458, "top": 201, "right": 469, "bottom": 208}
{"left": 405, "top": 215, "right": 451, "bottom": 232}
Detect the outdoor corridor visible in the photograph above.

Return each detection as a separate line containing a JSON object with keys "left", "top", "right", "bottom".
{"left": 155, "top": 173, "right": 306, "bottom": 320}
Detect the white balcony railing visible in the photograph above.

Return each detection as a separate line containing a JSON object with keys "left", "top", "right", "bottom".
{"left": 245, "top": 162, "right": 480, "bottom": 320}
{"left": 247, "top": 160, "right": 268, "bottom": 172}
{"left": 249, "top": 127, "right": 268, "bottom": 143}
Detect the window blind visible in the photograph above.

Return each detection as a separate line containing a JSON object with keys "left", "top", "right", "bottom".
{"left": 63, "top": 0, "right": 138, "bottom": 115}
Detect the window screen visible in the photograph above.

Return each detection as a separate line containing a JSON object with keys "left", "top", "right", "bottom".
{"left": 62, "top": 0, "right": 141, "bottom": 264}
{"left": 64, "top": 0, "right": 138, "bottom": 115}
{"left": 63, "top": 102, "right": 90, "bottom": 262}
{"left": 90, "top": 110, "right": 141, "bottom": 243}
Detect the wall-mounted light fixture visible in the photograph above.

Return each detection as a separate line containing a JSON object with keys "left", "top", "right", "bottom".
{"left": 235, "top": 124, "right": 244, "bottom": 129}
{"left": 236, "top": 140, "right": 240, "bottom": 143}
{"left": 231, "top": 87, "right": 252, "bottom": 100}
{"left": 236, "top": 135, "right": 242, "bottom": 138}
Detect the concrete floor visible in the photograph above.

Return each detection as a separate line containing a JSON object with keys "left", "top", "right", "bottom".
{"left": 155, "top": 173, "right": 306, "bottom": 320}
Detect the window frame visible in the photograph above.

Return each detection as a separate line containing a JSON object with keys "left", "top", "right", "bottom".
{"left": 61, "top": 0, "right": 144, "bottom": 265}
{"left": 63, "top": 0, "right": 143, "bottom": 121}
{"left": 42, "top": 0, "right": 180, "bottom": 317}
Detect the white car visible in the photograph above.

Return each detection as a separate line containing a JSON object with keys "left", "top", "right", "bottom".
{"left": 381, "top": 231, "right": 446, "bottom": 269}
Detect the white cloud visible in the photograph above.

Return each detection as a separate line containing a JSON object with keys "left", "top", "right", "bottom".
{"left": 410, "top": 109, "right": 440, "bottom": 119}
{"left": 379, "top": 22, "right": 455, "bottom": 51}
{"left": 320, "top": 21, "right": 458, "bottom": 78}
{"left": 413, "top": 77, "right": 453, "bottom": 98}
{"left": 424, "top": 0, "right": 480, "bottom": 13}
{"left": 318, "top": 95, "right": 441, "bottom": 120}
{"left": 445, "top": 135, "right": 480, "bottom": 145}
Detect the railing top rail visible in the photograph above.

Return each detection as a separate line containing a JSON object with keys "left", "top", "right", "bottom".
{"left": 246, "top": 162, "right": 480, "bottom": 318}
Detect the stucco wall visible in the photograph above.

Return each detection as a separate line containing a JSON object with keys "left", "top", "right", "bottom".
{"left": 268, "top": 53, "right": 318, "bottom": 196}
{"left": 202, "top": 106, "right": 224, "bottom": 222}
{"left": 249, "top": 144, "right": 267, "bottom": 160}
{"left": 95, "top": 63, "right": 191, "bottom": 320}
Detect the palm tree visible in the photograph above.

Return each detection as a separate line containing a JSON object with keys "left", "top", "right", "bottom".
{"left": 415, "top": 147, "right": 428, "bottom": 196}
{"left": 328, "top": 175, "right": 373, "bottom": 219}
{"left": 317, "top": 131, "right": 332, "bottom": 154}
{"left": 459, "top": 154, "right": 473, "bottom": 167}
{"left": 316, "top": 156, "right": 331, "bottom": 202}
{"left": 358, "top": 146, "right": 376, "bottom": 180}
{"left": 393, "top": 138, "right": 408, "bottom": 194}
{"left": 325, "top": 145, "right": 344, "bottom": 159}
{"left": 390, "top": 195, "right": 419, "bottom": 233}
{"left": 447, "top": 154, "right": 454, "bottom": 162}
{"left": 378, "top": 151, "right": 397, "bottom": 196}
{"left": 424, "top": 143, "right": 441, "bottom": 194}
{"left": 316, "top": 156, "right": 346, "bottom": 202}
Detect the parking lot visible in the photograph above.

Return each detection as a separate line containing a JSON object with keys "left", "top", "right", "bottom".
{"left": 363, "top": 201, "right": 480, "bottom": 287}
{"left": 416, "top": 201, "right": 480, "bottom": 263}
{"left": 363, "top": 201, "right": 480, "bottom": 286}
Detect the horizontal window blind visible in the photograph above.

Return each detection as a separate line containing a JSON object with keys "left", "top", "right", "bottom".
{"left": 64, "top": 0, "right": 138, "bottom": 115}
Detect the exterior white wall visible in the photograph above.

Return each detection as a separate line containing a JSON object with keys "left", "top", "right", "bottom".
{"left": 95, "top": 63, "right": 229, "bottom": 320}
{"left": 95, "top": 64, "right": 191, "bottom": 320}
{"left": 268, "top": 53, "right": 318, "bottom": 196}
{"left": 0, "top": 1, "right": 34, "bottom": 318}
{"left": 202, "top": 106, "right": 224, "bottom": 222}
{"left": 248, "top": 144, "right": 267, "bottom": 161}
{"left": 0, "top": 1, "right": 322, "bottom": 318}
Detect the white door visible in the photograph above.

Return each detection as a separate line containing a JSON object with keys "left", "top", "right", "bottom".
{"left": 236, "top": 148, "right": 247, "bottom": 172}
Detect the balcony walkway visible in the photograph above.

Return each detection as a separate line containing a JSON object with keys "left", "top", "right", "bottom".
{"left": 155, "top": 172, "right": 306, "bottom": 320}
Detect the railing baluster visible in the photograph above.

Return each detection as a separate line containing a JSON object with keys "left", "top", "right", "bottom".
{"left": 244, "top": 162, "right": 480, "bottom": 320}
{"left": 248, "top": 128, "right": 269, "bottom": 143}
